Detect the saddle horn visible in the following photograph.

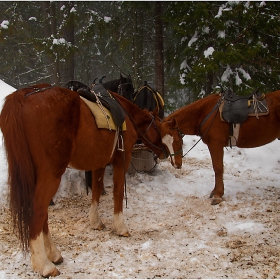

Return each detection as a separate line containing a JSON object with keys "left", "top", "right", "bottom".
{"left": 99, "top": 76, "right": 106, "bottom": 84}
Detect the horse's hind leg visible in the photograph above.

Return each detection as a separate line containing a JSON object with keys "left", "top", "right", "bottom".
{"left": 30, "top": 177, "right": 62, "bottom": 277}
{"left": 30, "top": 231, "right": 60, "bottom": 277}
{"left": 89, "top": 168, "right": 106, "bottom": 230}
{"left": 43, "top": 215, "right": 63, "bottom": 264}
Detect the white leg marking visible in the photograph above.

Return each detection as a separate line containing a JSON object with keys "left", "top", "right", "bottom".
{"left": 114, "top": 213, "right": 129, "bottom": 236}
{"left": 43, "top": 231, "right": 62, "bottom": 263}
{"left": 89, "top": 202, "right": 105, "bottom": 229}
{"left": 30, "top": 232, "right": 57, "bottom": 277}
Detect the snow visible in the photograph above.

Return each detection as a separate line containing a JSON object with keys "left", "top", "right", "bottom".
{"left": 204, "top": 47, "right": 214, "bottom": 58}
{"left": 221, "top": 64, "right": 233, "bottom": 82}
{"left": 0, "top": 80, "right": 279, "bottom": 278}
{"left": 0, "top": 20, "right": 9, "bottom": 29}
{"left": 188, "top": 31, "right": 198, "bottom": 47}
{"left": 218, "top": 30, "right": 225, "bottom": 38}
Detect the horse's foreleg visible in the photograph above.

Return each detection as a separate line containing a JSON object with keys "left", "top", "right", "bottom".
{"left": 90, "top": 168, "right": 106, "bottom": 230}
{"left": 112, "top": 151, "right": 130, "bottom": 237}
{"left": 208, "top": 144, "right": 224, "bottom": 205}
{"left": 43, "top": 215, "right": 63, "bottom": 264}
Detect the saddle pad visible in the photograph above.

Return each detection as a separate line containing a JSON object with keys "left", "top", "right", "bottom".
{"left": 81, "top": 97, "right": 126, "bottom": 131}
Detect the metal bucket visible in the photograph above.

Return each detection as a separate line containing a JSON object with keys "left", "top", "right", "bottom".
{"left": 127, "top": 148, "right": 156, "bottom": 174}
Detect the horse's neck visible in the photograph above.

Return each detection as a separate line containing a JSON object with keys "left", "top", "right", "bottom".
{"left": 112, "top": 92, "right": 144, "bottom": 124}
{"left": 170, "top": 95, "right": 219, "bottom": 135}
{"left": 175, "top": 107, "right": 199, "bottom": 135}
{"left": 121, "top": 100, "right": 143, "bottom": 123}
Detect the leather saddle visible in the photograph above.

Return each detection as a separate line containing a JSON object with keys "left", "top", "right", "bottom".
{"left": 221, "top": 88, "right": 268, "bottom": 124}
{"left": 66, "top": 80, "right": 126, "bottom": 128}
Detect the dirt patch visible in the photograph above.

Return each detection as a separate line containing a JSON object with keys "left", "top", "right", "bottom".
{"left": 0, "top": 158, "right": 280, "bottom": 278}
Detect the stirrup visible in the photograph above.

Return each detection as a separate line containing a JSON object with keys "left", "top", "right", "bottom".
{"left": 117, "top": 134, "right": 125, "bottom": 152}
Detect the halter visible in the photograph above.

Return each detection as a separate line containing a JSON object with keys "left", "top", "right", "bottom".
{"left": 168, "top": 127, "right": 184, "bottom": 157}
{"left": 133, "top": 112, "right": 168, "bottom": 158}
{"left": 144, "top": 114, "right": 168, "bottom": 156}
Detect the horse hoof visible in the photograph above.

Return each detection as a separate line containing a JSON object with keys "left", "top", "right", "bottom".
{"left": 211, "top": 198, "right": 223, "bottom": 205}
{"left": 94, "top": 223, "right": 106, "bottom": 231}
{"left": 43, "top": 267, "right": 60, "bottom": 278}
{"left": 119, "top": 232, "right": 131, "bottom": 237}
{"left": 53, "top": 256, "right": 63, "bottom": 265}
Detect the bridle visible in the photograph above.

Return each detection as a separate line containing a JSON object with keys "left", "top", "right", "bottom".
{"left": 138, "top": 113, "right": 170, "bottom": 158}
{"left": 114, "top": 96, "right": 168, "bottom": 158}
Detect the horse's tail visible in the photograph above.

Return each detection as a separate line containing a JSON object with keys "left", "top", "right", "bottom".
{"left": 1, "top": 91, "right": 35, "bottom": 252}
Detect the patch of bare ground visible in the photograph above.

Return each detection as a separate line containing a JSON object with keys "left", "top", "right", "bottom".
{"left": 0, "top": 157, "right": 279, "bottom": 278}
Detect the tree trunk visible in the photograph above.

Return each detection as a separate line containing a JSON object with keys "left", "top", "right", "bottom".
{"left": 59, "top": 2, "right": 75, "bottom": 86}
{"left": 155, "top": 2, "right": 164, "bottom": 118}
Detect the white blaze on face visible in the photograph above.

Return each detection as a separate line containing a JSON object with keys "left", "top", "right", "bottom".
{"left": 162, "top": 134, "right": 175, "bottom": 161}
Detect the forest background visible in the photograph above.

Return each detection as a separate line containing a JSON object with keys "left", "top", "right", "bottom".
{"left": 0, "top": 1, "right": 280, "bottom": 114}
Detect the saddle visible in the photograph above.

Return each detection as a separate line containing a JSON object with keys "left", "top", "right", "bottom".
{"left": 219, "top": 88, "right": 269, "bottom": 147}
{"left": 220, "top": 88, "right": 268, "bottom": 124}
{"left": 133, "top": 81, "right": 164, "bottom": 110}
{"left": 66, "top": 80, "right": 126, "bottom": 128}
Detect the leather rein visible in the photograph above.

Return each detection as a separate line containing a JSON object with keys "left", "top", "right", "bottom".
{"left": 114, "top": 95, "right": 168, "bottom": 158}
{"left": 181, "top": 97, "right": 222, "bottom": 158}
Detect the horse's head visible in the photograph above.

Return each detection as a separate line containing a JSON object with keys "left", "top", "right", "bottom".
{"left": 160, "top": 117, "right": 183, "bottom": 169}
{"left": 134, "top": 108, "right": 167, "bottom": 160}
{"left": 118, "top": 74, "right": 134, "bottom": 102}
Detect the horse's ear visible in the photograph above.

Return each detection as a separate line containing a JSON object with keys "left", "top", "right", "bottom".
{"left": 152, "top": 106, "right": 159, "bottom": 116}
{"left": 170, "top": 117, "right": 178, "bottom": 128}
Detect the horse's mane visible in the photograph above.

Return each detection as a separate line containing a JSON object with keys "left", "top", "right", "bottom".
{"left": 109, "top": 90, "right": 154, "bottom": 122}
{"left": 164, "top": 93, "right": 220, "bottom": 123}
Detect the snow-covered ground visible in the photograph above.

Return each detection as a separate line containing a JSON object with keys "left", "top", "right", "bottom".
{"left": 0, "top": 80, "right": 279, "bottom": 278}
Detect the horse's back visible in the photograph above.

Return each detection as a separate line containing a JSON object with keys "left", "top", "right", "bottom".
{"left": 235, "top": 89, "right": 280, "bottom": 147}
{"left": 3, "top": 86, "right": 81, "bottom": 176}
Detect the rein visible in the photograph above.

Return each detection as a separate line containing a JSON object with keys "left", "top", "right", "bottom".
{"left": 181, "top": 97, "right": 222, "bottom": 158}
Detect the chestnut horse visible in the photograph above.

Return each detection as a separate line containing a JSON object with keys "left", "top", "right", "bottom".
{"left": 161, "top": 90, "right": 280, "bottom": 205}
{"left": 1, "top": 84, "right": 182, "bottom": 277}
